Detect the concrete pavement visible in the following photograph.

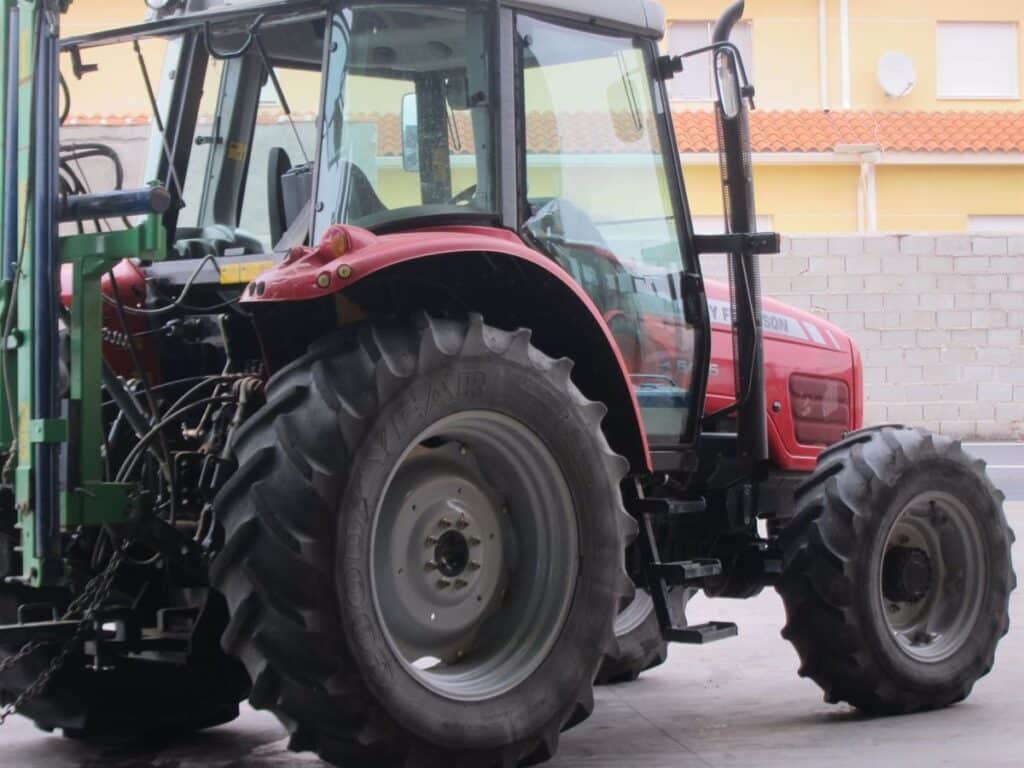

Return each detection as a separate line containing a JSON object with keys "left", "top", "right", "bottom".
{"left": 0, "top": 479, "right": 1021, "bottom": 767}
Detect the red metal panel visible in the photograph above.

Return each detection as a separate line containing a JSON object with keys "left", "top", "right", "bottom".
{"left": 60, "top": 258, "right": 161, "bottom": 382}
{"left": 703, "top": 280, "right": 859, "bottom": 473}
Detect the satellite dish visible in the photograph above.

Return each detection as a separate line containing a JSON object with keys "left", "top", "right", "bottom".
{"left": 878, "top": 51, "right": 917, "bottom": 98}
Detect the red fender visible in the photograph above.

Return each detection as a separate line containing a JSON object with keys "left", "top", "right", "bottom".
{"left": 246, "top": 224, "right": 652, "bottom": 470}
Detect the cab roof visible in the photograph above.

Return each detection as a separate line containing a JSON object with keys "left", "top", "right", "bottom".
{"left": 505, "top": 1, "right": 665, "bottom": 39}
{"left": 66, "top": 0, "right": 665, "bottom": 50}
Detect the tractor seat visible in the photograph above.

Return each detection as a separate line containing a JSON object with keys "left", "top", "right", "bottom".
{"left": 268, "top": 146, "right": 294, "bottom": 246}
{"left": 339, "top": 161, "right": 388, "bottom": 223}
{"left": 268, "top": 147, "right": 388, "bottom": 246}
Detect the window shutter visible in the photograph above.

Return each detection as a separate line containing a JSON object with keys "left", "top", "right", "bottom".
{"left": 669, "top": 21, "right": 754, "bottom": 101}
{"left": 669, "top": 22, "right": 713, "bottom": 100}
{"left": 938, "top": 22, "right": 1019, "bottom": 99}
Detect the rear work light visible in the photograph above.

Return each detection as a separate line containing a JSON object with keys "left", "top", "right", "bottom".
{"left": 789, "top": 374, "right": 851, "bottom": 447}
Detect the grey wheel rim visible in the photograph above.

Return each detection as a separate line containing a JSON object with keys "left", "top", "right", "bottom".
{"left": 370, "top": 411, "right": 579, "bottom": 702}
{"left": 614, "top": 589, "right": 654, "bottom": 636}
{"left": 880, "top": 491, "right": 987, "bottom": 663}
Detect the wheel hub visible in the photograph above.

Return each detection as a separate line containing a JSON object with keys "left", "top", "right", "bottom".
{"left": 882, "top": 547, "right": 933, "bottom": 604}
{"left": 371, "top": 412, "right": 579, "bottom": 702}
{"left": 880, "top": 492, "right": 987, "bottom": 663}
{"left": 421, "top": 498, "right": 491, "bottom": 602}
{"left": 385, "top": 465, "right": 504, "bottom": 649}
{"left": 433, "top": 530, "right": 471, "bottom": 579}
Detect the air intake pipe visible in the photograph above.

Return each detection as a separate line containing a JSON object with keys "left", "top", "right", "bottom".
{"left": 713, "top": 0, "right": 768, "bottom": 463}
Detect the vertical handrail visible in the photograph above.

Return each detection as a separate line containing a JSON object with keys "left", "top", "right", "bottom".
{"left": 3, "top": 4, "right": 19, "bottom": 281}
{"left": 31, "top": 5, "right": 60, "bottom": 582}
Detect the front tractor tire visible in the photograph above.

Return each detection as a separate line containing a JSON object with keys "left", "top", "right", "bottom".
{"left": 212, "top": 314, "right": 635, "bottom": 767}
{"left": 777, "top": 426, "right": 1015, "bottom": 715}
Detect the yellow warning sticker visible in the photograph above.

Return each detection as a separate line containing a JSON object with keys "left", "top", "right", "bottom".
{"left": 227, "top": 141, "right": 249, "bottom": 162}
{"left": 220, "top": 260, "right": 274, "bottom": 285}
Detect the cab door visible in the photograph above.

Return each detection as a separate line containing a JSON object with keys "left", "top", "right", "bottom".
{"left": 515, "top": 12, "right": 703, "bottom": 448}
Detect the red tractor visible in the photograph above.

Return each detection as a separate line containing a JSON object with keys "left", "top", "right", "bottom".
{"left": 0, "top": 0, "right": 1013, "bottom": 765}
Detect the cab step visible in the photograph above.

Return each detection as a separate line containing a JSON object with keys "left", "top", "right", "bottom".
{"left": 628, "top": 497, "right": 707, "bottom": 518}
{"left": 666, "top": 621, "right": 739, "bottom": 645}
{"left": 647, "top": 558, "right": 722, "bottom": 586}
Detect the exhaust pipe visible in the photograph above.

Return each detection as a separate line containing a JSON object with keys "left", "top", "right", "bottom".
{"left": 713, "top": 1, "right": 768, "bottom": 463}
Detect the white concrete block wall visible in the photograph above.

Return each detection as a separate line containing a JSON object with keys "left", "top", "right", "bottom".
{"left": 703, "top": 235, "right": 1024, "bottom": 440}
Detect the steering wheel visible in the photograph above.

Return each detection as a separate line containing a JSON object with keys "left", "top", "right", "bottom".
{"left": 449, "top": 184, "right": 478, "bottom": 206}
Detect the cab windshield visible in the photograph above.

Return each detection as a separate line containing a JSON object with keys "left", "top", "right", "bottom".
{"left": 313, "top": 4, "right": 498, "bottom": 240}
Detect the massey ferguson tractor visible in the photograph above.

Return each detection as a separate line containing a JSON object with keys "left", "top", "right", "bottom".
{"left": 0, "top": 0, "right": 1014, "bottom": 764}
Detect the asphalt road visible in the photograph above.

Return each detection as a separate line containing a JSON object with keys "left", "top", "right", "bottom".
{"left": 0, "top": 444, "right": 1021, "bottom": 768}
{"left": 964, "top": 443, "right": 1024, "bottom": 502}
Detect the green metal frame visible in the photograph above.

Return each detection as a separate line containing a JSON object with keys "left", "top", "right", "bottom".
{"left": 60, "top": 216, "right": 166, "bottom": 533}
{"left": 0, "top": 1, "right": 168, "bottom": 585}
{"left": 13, "top": 215, "right": 168, "bottom": 585}
{"left": 0, "top": 0, "right": 40, "bottom": 582}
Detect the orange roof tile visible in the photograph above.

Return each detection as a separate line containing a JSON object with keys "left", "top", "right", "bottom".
{"left": 673, "top": 109, "right": 1024, "bottom": 154}
{"left": 64, "top": 110, "right": 1024, "bottom": 155}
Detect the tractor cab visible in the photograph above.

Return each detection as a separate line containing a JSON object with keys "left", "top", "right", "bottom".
{"left": 64, "top": 0, "right": 761, "bottom": 457}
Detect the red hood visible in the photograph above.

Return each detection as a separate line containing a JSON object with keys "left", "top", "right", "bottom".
{"left": 703, "top": 279, "right": 861, "bottom": 472}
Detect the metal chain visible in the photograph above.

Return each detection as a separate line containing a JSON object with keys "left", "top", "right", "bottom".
{"left": 0, "top": 642, "right": 43, "bottom": 676}
{"left": 0, "top": 546, "right": 126, "bottom": 726}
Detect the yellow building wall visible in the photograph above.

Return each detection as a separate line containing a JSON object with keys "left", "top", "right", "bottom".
{"left": 684, "top": 163, "right": 861, "bottom": 233}
{"left": 877, "top": 165, "right": 1024, "bottom": 232}
{"left": 663, "top": 0, "right": 1024, "bottom": 112}
{"left": 661, "top": 0, "right": 822, "bottom": 110}
{"left": 850, "top": 0, "right": 1024, "bottom": 112}
{"left": 685, "top": 163, "right": 1024, "bottom": 235}
{"left": 62, "top": 1, "right": 167, "bottom": 117}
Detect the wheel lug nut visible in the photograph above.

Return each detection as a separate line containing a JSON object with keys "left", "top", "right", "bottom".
{"left": 436, "top": 579, "right": 451, "bottom": 589}
{"left": 426, "top": 536, "right": 439, "bottom": 546}
{"left": 454, "top": 579, "right": 469, "bottom": 590}
{"left": 469, "top": 561, "right": 481, "bottom": 571}
{"left": 425, "top": 562, "right": 438, "bottom": 571}
{"left": 468, "top": 536, "right": 481, "bottom": 547}
{"left": 438, "top": 518, "right": 452, "bottom": 529}
{"left": 456, "top": 515, "right": 469, "bottom": 530}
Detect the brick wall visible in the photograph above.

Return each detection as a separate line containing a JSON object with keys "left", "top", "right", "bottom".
{"left": 703, "top": 235, "right": 1024, "bottom": 440}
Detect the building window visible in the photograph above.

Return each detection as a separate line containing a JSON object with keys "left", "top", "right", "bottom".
{"left": 668, "top": 20, "right": 753, "bottom": 101}
{"left": 937, "top": 22, "right": 1020, "bottom": 100}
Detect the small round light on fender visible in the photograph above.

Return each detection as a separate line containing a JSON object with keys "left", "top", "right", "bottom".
{"left": 316, "top": 273, "right": 332, "bottom": 290}
{"left": 329, "top": 229, "right": 350, "bottom": 259}
{"left": 337, "top": 264, "right": 353, "bottom": 280}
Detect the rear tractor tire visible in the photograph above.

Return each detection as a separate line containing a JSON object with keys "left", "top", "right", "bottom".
{"left": 212, "top": 314, "right": 635, "bottom": 767}
{"left": 777, "top": 426, "right": 1015, "bottom": 714}
{"left": 596, "top": 589, "right": 667, "bottom": 685}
